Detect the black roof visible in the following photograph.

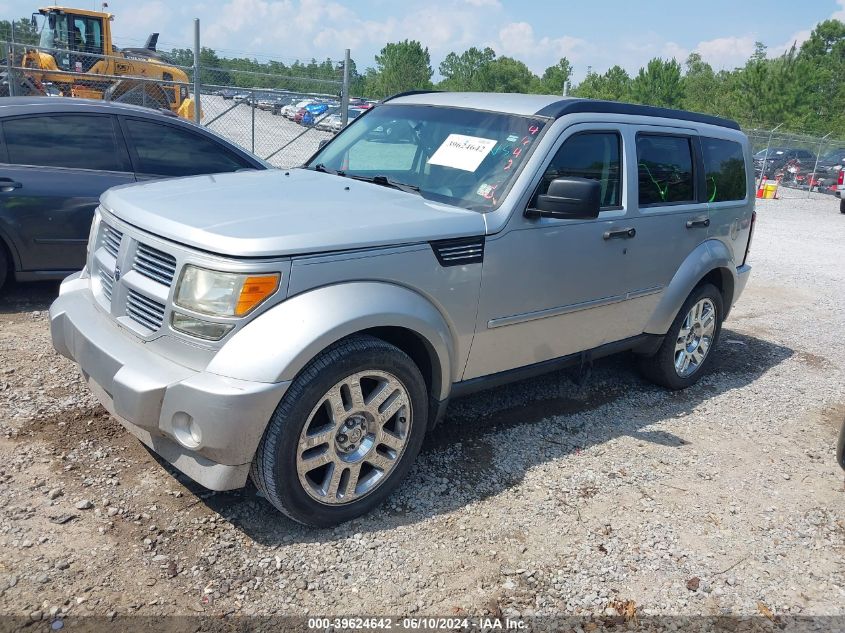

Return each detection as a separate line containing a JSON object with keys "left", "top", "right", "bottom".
{"left": 535, "top": 98, "right": 740, "bottom": 130}
{"left": 384, "top": 90, "right": 740, "bottom": 131}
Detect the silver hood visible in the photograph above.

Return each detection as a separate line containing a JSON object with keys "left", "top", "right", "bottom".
{"left": 100, "top": 169, "right": 486, "bottom": 258}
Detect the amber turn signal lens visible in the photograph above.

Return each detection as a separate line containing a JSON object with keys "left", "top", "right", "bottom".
{"left": 235, "top": 274, "right": 280, "bottom": 316}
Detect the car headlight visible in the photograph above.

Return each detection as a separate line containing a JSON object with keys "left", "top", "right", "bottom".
{"left": 174, "top": 265, "right": 280, "bottom": 317}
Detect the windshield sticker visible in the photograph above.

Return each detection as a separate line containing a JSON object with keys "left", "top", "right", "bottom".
{"left": 428, "top": 134, "right": 498, "bottom": 172}
{"left": 476, "top": 183, "right": 495, "bottom": 197}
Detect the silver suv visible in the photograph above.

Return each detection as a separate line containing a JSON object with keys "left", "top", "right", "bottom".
{"left": 50, "top": 92, "right": 755, "bottom": 526}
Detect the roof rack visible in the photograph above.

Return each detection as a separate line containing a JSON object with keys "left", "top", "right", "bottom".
{"left": 535, "top": 99, "right": 740, "bottom": 130}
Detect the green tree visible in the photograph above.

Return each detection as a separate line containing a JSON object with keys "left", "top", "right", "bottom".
{"left": 478, "top": 56, "right": 539, "bottom": 93}
{"left": 438, "top": 46, "right": 496, "bottom": 91}
{"left": 365, "top": 40, "right": 433, "bottom": 98}
{"left": 630, "top": 57, "right": 684, "bottom": 108}
{"left": 0, "top": 17, "right": 40, "bottom": 46}
{"left": 539, "top": 58, "right": 573, "bottom": 95}
{"left": 682, "top": 52, "right": 719, "bottom": 114}
{"left": 572, "top": 65, "right": 631, "bottom": 101}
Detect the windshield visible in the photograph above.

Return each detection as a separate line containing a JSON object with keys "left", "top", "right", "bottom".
{"left": 39, "top": 12, "right": 69, "bottom": 49}
{"left": 306, "top": 104, "right": 547, "bottom": 211}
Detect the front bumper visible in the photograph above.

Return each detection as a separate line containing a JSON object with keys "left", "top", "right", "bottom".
{"left": 49, "top": 273, "right": 289, "bottom": 491}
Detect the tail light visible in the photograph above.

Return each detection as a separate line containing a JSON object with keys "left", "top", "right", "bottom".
{"left": 838, "top": 169, "right": 844, "bottom": 186}
{"left": 742, "top": 210, "right": 756, "bottom": 266}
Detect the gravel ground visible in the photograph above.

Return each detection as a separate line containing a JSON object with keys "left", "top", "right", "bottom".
{"left": 0, "top": 195, "right": 843, "bottom": 628}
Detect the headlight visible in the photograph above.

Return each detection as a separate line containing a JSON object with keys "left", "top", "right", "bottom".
{"left": 174, "top": 265, "right": 280, "bottom": 317}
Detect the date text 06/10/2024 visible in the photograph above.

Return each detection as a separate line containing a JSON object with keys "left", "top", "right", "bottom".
{"left": 306, "top": 617, "right": 527, "bottom": 630}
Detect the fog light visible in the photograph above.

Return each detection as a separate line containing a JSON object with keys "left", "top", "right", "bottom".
{"left": 172, "top": 411, "right": 201, "bottom": 449}
{"left": 171, "top": 312, "right": 233, "bottom": 340}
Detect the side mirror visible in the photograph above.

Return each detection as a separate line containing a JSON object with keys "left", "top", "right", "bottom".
{"left": 526, "top": 177, "right": 601, "bottom": 220}
{"left": 318, "top": 139, "right": 329, "bottom": 149}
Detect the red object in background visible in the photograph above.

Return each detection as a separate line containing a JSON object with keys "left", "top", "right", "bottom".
{"left": 294, "top": 108, "right": 306, "bottom": 123}
{"left": 839, "top": 169, "right": 844, "bottom": 186}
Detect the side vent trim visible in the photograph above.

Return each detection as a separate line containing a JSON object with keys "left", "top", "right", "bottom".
{"left": 430, "top": 236, "right": 485, "bottom": 267}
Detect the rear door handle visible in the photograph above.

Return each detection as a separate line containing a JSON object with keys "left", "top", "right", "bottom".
{"left": 0, "top": 179, "right": 22, "bottom": 193}
{"left": 686, "top": 217, "right": 710, "bottom": 229}
{"left": 603, "top": 227, "right": 636, "bottom": 240}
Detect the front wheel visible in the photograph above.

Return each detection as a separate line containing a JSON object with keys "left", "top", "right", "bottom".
{"left": 639, "top": 283, "right": 723, "bottom": 390}
{"left": 251, "top": 335, "right": 428, "bottom": 526}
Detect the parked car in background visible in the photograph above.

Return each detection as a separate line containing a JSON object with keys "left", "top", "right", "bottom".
{"left": 0, "top": 98, "right": 269, "bottom": 291}
{"left": 754, "top": 147, "right": 816, "bottom": 177}
{"left": 218, "top": 89, "right": 240, "bottom": 100}
{"left": 835, "top": 168, "right": 845, "bottom": 213}
{"left": 233, "top": 93, "right": 251, "bottom": 104}
{"left": 318, "top": 107, "right": 365, "bottom": 132}
{"left": 50, "top": 92, "right": 754, "bottom": 526}
{"left": 284, "top": 100, "right": 314, "bottom": 119}
{"left": 301, "top": 103, "right": 330, "bottom": 126}
{"left": 271, "top": 96, "right": 294, "bottom": 116}
{"left": 815, "top": 148, "right": 845, "bottom": 176}
{"left": 257, "top": 97, "right": 277, "bottom": 111}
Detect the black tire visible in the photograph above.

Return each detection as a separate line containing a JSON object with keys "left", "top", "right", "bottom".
{"left": 840, "top": 198, "right": 845, "bottom": 214}
{"left": 639, "top": 283, "right": 724, "bottom": 390}
{"left": 251, "top": 335, "right": 428, "bottom": 527}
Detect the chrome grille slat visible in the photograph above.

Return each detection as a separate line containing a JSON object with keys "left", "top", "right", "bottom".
{"left": 133, "top": 243, "right": 177, "bottom": 286}
{"left": 100, "top": 270, "right": 114, "bottom": 301}
{"left": 126, "top": 289, "right": 165, "bottom": 331}
{"left": 101, "top": 224, "right": 123, "bottom": 258}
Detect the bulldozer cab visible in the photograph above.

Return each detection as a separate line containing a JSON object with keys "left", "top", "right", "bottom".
{"left": 34, "top": 8, "right": 108, "bottom": 72}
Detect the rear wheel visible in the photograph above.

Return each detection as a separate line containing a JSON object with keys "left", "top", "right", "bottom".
{"left": 840, "top": 198, "right": 845, "bottom": 214}
{"left": 251, "top": 335, "right": 428, "bottom": 527}
{"left": 639, "top": 283, "right": 723, "bottom": 390}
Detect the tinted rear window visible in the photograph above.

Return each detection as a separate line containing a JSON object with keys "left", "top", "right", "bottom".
{"left": 3, "top": 114, "right": 125, "bottom": 171}
{"left": 637, "top": 134, "right": 695, "bottom": 205}
{"left": 702, "top": 137, "right": 746, "bottom": 202}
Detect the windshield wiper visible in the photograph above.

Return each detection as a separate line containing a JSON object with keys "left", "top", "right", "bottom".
{"left": 312, "top": 163, "right": 344, "bottom": 176}
{"left": 348, "top": 174, "right": 421, "bottom": 195}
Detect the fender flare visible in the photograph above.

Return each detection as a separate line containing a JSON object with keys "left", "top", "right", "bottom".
{"left": 643, "top": 239, "right": 737, "bottom": 335}
{"left": 205, "top": 281, "right": 456, "bottom": 401}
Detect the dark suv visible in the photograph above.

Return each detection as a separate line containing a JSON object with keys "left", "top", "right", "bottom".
{"left": 0, "top": 97, "right": 268, "bottom": 290}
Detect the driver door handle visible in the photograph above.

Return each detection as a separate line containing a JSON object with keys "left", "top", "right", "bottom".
{"left": 603, "top": 227, "right": 636, "bottom": 240}
{"left": 0, "top": 178, "right": 22, "bottom": 193}
{"left": 686, "top": 216, "right": 710, "bottom": 229}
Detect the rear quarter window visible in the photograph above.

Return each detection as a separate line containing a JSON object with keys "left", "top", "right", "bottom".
{"left": 123, "top": 118, "right": 255, "bottom": 177}
{"left": 701, "top": 137, "right": 746, "bottom": 203}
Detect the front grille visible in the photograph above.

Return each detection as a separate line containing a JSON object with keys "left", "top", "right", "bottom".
{"left": 126, "top": 289, "right": 166, "bottom": 331}
{"left": 100, "top": 269, "right": 114, "bottom": 301}
{"left": 101, "top": 224, "right": 123, "bottom": 258}
{"left": 134, "top": 243, "right": 177, "bottom": 286}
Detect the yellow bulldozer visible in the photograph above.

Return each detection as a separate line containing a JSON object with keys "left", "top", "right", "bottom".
{"left": 7, "top": 5, "right": 195, "bottom": 118}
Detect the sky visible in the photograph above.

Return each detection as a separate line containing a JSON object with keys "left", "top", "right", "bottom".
{"left": 5, "top": 0, "right": 845, "bottom": 80}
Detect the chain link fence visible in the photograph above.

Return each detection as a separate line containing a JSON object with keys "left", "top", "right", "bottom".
{"left": 0, "top": 19, "right": 351, "bottom": 169}
{"left": 745, "top": 127, "right": 845, "bottom": 199}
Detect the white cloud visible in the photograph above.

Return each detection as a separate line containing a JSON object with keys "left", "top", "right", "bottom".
{"left": 463, "top": 0, "right": 501, "bottom": 7}
{"left": 694, "top": 35, "right": 756, "bottom": 68}
{"left": 496, "top": 21, "right": 588, "bottom": 70}
{"left": 662, "top": 41, "right": 688, "bottom": 62}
